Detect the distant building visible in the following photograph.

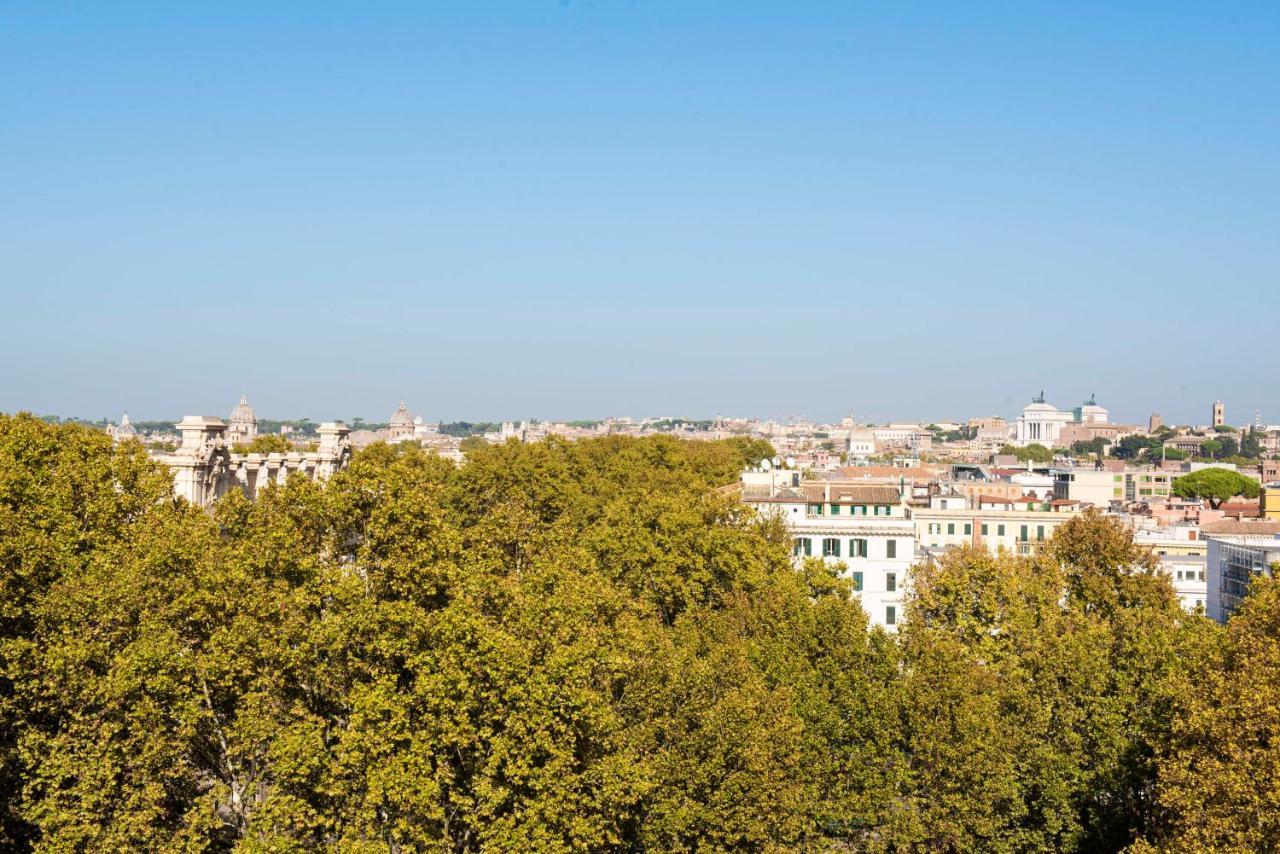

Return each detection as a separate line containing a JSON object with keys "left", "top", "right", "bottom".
{"left": 160, "top": 416, "right": 351, "bottom": 506}
{"left": 1149, "top": 413, "right": 1163, "bottom": 433}
{"left": 847, "top": 428, "right": 876, "bottom": 459}
{"left": 227, "top": 395, "right": 258, "bottom": 444}
{"left": 1213, "top": 400, "right": 1226, "bottom": 428}
{"left": 107, "top": 412, "right": 137, "bottom": 442}
{"left": 1204, "top": 521, "right": 1280, "bottom": 622}
{"left": 388, "top": 401, "right": 416, "bottom": 442}
{"left": 1014, "top": 392, "right": 1072, "bottom": 447}
{"left": 1054, "top": 468, "right": 1176, "bottom": 506}
{"left": 1262, "top": 482, "right": 1280, "bottom": 522}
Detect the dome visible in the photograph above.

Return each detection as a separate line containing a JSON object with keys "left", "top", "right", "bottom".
{"left": 115, "top": 413, "right": 137, "bottom": 438}
{"left": 390, "top": 400, "right": 414, "bottom": 427}
{"left": 229, "top": 394, "right": 257, "bottom": 426}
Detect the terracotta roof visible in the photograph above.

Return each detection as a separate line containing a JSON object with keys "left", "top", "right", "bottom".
{"left": 1050, "top": 499, "right": 1081, "bottom": 506}
{"left": 802, "top": 483, "right": 902, "bottom": 504}
{"left": 1201, "top": 519, "right": 1280, "bottom": 536}
{"left": 975, "top": 495, "right": 1015, "bottom": 505}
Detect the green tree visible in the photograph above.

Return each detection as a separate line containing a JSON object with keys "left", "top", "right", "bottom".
{"left": 230, "top": 433, "right": 294, "bottom": 454}
{"left": 1143, "top": 573, "right": 1280, "bottom": 851}
{"left": 999, "top": 443, "right": 1055, "bottom": 463}
{"left": 1172, "top": 468, "right": 1260, "bottom": 509}
{"left": 1200, "top": 439, "right": 1224, "bottom": 459}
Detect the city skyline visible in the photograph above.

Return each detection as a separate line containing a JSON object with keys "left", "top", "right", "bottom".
{"left": 30, "top": 389, "right": 1268, "bottom": 433}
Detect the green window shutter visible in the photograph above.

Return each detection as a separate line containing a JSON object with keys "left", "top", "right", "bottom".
{"left": 852, "top": 571, "right": 863, "bottom": 591}
{"left": 886, "top": 539, "right": 896, "bottom": 559}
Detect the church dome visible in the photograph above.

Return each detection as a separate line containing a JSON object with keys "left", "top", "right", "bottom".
{"left": 230, "top": 394, "right": 257, "bottom": 426}
{"left": 115, "top": 413, "right": 137, "bottom": 438}
{"left": 390, "top": 400, "right": 414, "bottom": 427}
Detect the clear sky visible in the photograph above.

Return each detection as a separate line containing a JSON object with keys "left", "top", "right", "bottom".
{"left": 2, "top": 2, "right": 1277, "bottom": 426}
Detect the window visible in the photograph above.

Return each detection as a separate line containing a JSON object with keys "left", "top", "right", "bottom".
{"left": 1020, "top": 524, "right": 1028, "bottom": 541}
{"left": 851, "top": 571, "right": 863, "bottom": 591}
{"left": 964, "top": 523, "right": 972, "bottom": 536}
{"left": 947, "top": 523, "right": 955, "bottom": 535}
{"left": 981, "top": 524, "right": 988, "bottom": 536}
{"left": 808, "top": 504, "right": 822, "bottom": 515}
{"left": 886, "top": 539, "right": 897, "bottom": 559}
{"left": 794, "top": 538, "right": 812, "bottom": 556}
{"left": 886, "top": 572, "right": 897, "bottom": 592}
{"left": 830, "top": 504, "right": 841, "bottom": 515}
{"left": 1037, "top": 525, "right": 1045, "bottom": 541}
{"left": 850, "top": 538, "right": 868, "bottom": 558}
{"left": 823, "top": 538, "right": 841, "bottom": 557}
{"left": 997, "top": 524, "right": 1005, "bottom": 536}
{"left": 929, "top": 523, "right": 941, "bottom": 535}
{"left": 885, "top": 605, "right": 897, "bottom": 625}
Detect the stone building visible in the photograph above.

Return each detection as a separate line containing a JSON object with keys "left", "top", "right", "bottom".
{"left": 227, "top": 394, "right": 258, "bottom": 444}
{"left": 160, "top": 415, "right": 351, "bottom": 507}
{"left": 388, "top": 400, "right": 416, "bottom": 442}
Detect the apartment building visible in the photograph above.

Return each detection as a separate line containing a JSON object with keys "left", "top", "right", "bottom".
{"left": 913, "top": 496, "right": 1079, "bottom": 556}
{"left": 1204, "top": 521, "right": 1280, "bottom": 622}
{"left": 1053, "top": 468, "right": 1176, "bottom": 507}
{"left": 740, "top": 478, "right": 915, "bottom": 630}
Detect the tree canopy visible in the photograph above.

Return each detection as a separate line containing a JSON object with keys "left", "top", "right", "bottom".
{"left": 0, "top": 413, "right": 1264, "bottom": 852}
{"left": 999, "top": 442, "right": 1055, "bottom": 463}
{"left": 1172, "top": 468, "right": 1260, "bottom": 508}
{"left": 230, "top": 433, "right": 294, "bottom": 455}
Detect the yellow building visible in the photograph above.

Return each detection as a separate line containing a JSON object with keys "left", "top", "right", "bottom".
{"left": 1262, "top": 482, "right": 1280, "bottom": 521}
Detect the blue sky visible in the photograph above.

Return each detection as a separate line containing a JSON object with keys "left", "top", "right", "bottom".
{"left": 2, "top": 2, "right": 1277, "bottom": 425}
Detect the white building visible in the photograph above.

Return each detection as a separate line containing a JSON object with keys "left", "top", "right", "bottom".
{"left": 1204, "top": 521, "right": 1280, "bottom": 622}
{"left": 913, "top": 495, "right": 1080, "bottom": 557}
{"left": 107, "top": 412, "right": 138, "bottom": 442}
{"left": 1013, "top": 392, "right": 1072, "bottom": 447}
{"left": 741, "top": 477, "right": 915, "bottom": 630}
{"left": 161, "top": 416, "right": 352, "bottom": 507}
{"left": 847, "top": 428, "right": 876, "bottom": 460}
{"left": 227, "top": 395, "right": 258, "bottom": 444}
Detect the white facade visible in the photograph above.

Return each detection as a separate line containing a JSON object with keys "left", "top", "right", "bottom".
{"left": 1014, "top": 397, "right": 1071, "bottom": 447}
{"left": 742, "top": 482, "right": 914, "bottom": 630}
{"left": 913, "top": 504, "right": 1078, "bottom": 556}
{"left": 162, "top": 416, "right": 352, "bottom": 507}
{"left": 227, "top": 395, "right": 258, "bottom": 444}
{"left": 847, "top": 428, "right": 876, "bottom": 459}
{"left": 1206, "top": 534, "right": 1280, "bottom": 622}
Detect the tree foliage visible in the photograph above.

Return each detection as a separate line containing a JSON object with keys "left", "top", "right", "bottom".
{"left": 999, "top": 442, "right": 1055, "bottom": 463}
{"left": 0, "top": 414, "right": 1256, "bottom": 852}
{"left": 230, "top": 433, "right": 294, "bottom": 455}
{"left": 1172, "top": 468, "right": 1260, "bottom": 509}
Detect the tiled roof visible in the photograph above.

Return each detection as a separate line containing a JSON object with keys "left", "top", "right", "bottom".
{"left": 802, "top": 483, "right": 902, "bottom": 504}
{"left": 1201, "top": 519, "right": 1280, "bottom": 536}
